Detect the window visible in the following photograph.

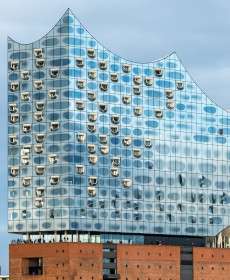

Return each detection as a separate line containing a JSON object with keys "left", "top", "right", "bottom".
{"left": 76, "top": 57, "right": 84, "bottom": 68}
{"left": 21, "top": 70, "right": 30, "bottom": 80}
{"left": 23, "top": 257, "right": 43, "bottom": 275}
{"left": 50, "top": 68, "right": 59, "bottom": 78}
{"left": 10, "top": 60, "right": 19, "bottom": 71}
{"left": 34, "top": 48, "right": 43, "bottom": 58}
{"left": 34, "top": 80, "right": 43, "bottom": 90}
{"left": 10, "top": 82, "right": 19, "bottom": 92}
{"left": 99, "top": 61, "right": 107, "bottom": 70}
{"left": 100, "top": 82, "right": 108, "bottom": 91}
{"left": 36, "top": 58, "right": 45, "bottom": 68}
{"left": 133, "top": 76, "right": 141, "bottom": 85}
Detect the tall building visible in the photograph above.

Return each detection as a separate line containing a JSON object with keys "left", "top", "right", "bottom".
{"left": 8, "top": 9, "right": 230, "bottom": 280}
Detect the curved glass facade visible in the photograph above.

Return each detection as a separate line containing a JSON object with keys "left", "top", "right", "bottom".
{"left": 7, "top": 9, "right": 230, "bottom": 237}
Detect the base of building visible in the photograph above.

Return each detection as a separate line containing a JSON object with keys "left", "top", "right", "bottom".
{"left": 9, "top": 242, "right": 230, "bottom": 280}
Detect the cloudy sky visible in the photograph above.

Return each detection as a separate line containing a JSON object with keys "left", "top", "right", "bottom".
{"left": 1, "top": 0, "right": 230, "bottom": 274}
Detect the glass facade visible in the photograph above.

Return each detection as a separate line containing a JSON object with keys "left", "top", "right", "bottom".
{"left": 7, "top": 9, "right": 230, "bottom": 237}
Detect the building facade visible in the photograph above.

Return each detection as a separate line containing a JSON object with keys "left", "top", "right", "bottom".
{"left": 8, "top": 9, "right": 230, "bottom": 239}
{"left": 7, "top": 8, "right": 230, "bottom": 280}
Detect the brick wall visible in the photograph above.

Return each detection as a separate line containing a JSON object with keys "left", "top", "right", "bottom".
{"left": 193, "top": 247, "right": 230, "bottom": 280}
{"left": 117, "top": 244, "right": 180, "bottom": 280}
{"left": 9, "top": 243, "right": 103, "bottom": 280}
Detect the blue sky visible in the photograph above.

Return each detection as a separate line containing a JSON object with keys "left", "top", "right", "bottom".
{"left": 1, "top": 0, "right": 230, "bottom": 274}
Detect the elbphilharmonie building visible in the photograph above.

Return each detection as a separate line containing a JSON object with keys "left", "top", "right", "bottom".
{"left": 8, "top": 9, "right": 230, "bottom": 280}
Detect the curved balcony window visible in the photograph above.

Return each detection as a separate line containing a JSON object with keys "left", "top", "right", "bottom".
{"left": 34, "top": 48, "right": 43, "bottom": 58}
{"left": 9, "top": 103, "right": 18, "bottom": 113}
{"left": 176, "top": 81, "right": 184, "bottom": 90}
{"left": 35, "top": 166, "right": 45, "bottom": 175}
{"left": 50, "top": 176, "right": 60, "bottom": 185}
{"left": 88, "top": 176, "right": 97, "bottom": 186}
{"left": 34, "top": 197, "right": 44, "bottom": 208}
{"left": 99, "top": 61, "right": 107, "bottom": 70}
{"left": 35, "top": 187, "right": 45, "bottom": 197}
{"left": 10, "top": 166, "right": 19, "bottom": 177}
{"left": 88, "top": 70, "right": 97, "bottom": 80}
{"left": 122, "top": 64, "right": 131, "bottom": 73}
{"left": 76, "top": 164, "right": 85, "bottom": 175}
{"left": 133, "top": 76, "right": 142, "bottom": 85}
{"left": 99, "top": 103, "right": 108, "bottom": 113}
{"left": 35, "top": 134, "right": 45, "bottom": 143}
{"left": 76, "top": 100, "right": 85, "bottom": 110}
{"left": 134, "top": 107, "right": 142, "bottom": 116}
{"left": 99, "top": 82, "right": 108, "bottom": 92}
{"left": 22, "top": 124, "right": 32, "bottom": 133}
{"left": 122, "top": 137, "right": 132, "bottom": 146}
{"left": 99, "top": 134, "right": 108, "bottom": 144}
{"left": 9, "top": 135, "right": 17, "bottom": 145}
{"left": 10, "top": 60, "right": 19, "bottom": 71}
{"left": 155, "top": 68, "right": 163, "bottom": 77}
{"left": 133, "top": 149, "right": 141, "bottom": 158}
{"left": 21, "top": 145, "right": 31, "bottom": 156}
{"left": 88, "top": 91, "right": 96, "bottom": 101}
{"left": 166, "top": 100, "right": 175, "bottom": 110}
{"left": 36, "top": 102, "right": 45, "bottom": 111}
{"left": 133, "top": 86, "right": 141, "bottom": 95}
{"left": 34, "top": 80, "right": 43, "bottom": 90}
{"left": 87, "top": 48, "right": 96, "bottom": 58}
{"left": 144, "top": 77, "right": 153, "bottom": 86}
{"left": 50, "top": 68, "right": 59, "bottom": 78}
{"left": 76, "top": 57, "right": 84, "bottom": 68}
{"left": 76, "top": 132, "right": 85, "bottom": 143}
{"left": 155, "top": 109, "right": 163, "bottom": 119}
{"left": 88, "top": 112, "right": 97, "bottom": 122}
{"left": 36, "top": 58, "right": 45, "bottom": 68}
{"left": 9, "top": 113, "right": 19, "bottom": 124}
{"left": 76, "top": 79, "right": 85, "bottom": 89}
{"left": 88, "top": 123, "right": 96, "bottom": 133}
{"left": 111, "top": 157, "right": 120, "bottom": 167}
{"left": 111, "top": 125, "right": 119, "bottom": 135}
{"left": 21, "top": 92, "right": 30, "bottom": 101}
{"left": 21, "top": 71, "right": 30, "bottom": 80}
{"left": 10, "top": 82, "right": 19, "bottom": 92}
{"left": 48, "top": 154, "right": 58, "bottom": 164}
{"left": 22, "top": 177, "right": 32, "bottom": 187}
{"left": 144, "top": 138, "right": 152, "bottom": 148}
{"left": 111, "top": 115, "right": 120, "bottom": 124}
{"left": 88, "top": 186, "right": 96, "bottom": 197}
{"left": 122, "top": 179, "right": 132, "bottom": 188}
{"left": 21, "top": 155, "right": 30, "bottom": 165}
{"left": 34, "top": 144, "right": 44, "bottom": 154}
{"left": 111, "top": 167, "right": 119, "bottom": 177}
{"left": 165, "top": 89, "right": 173, "bottom": 99}
{"left": 88, "top": 155, "right": 98, "bottom": 165}
{"left": 122, "top": 95, "right": 131, "bottom": 104}
{"left": 48, "top": 89, "right": 58, "bottom": 100}
{"left": 50, "top": 122, "right": 59, "bottom": 131}
{"left": 87, "top": 144, "right": 96, "bottom": 154}
{"left": 111, "top": 73, "right": 118, "bottom": 82}
{"left": 34, "top": 112, "right": 43, "bottom": 122}
{"left": 100, "top": 145, "right": 109, "bottom": 155}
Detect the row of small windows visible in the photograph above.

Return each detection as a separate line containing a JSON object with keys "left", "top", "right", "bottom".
{"left": 9, "top": 88, "right": 175, "bottom": 104}
{"left": 9, "top": 104, "right": 173, "bottom": 125}
{"left": 9, "top": 79, "right": 184, "bottom": 92}
{"left": 9, "top": 48, "right": 172, "bottom": 80}
{"left": 10, "top": 67, "right": 60, "bottom": 79}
